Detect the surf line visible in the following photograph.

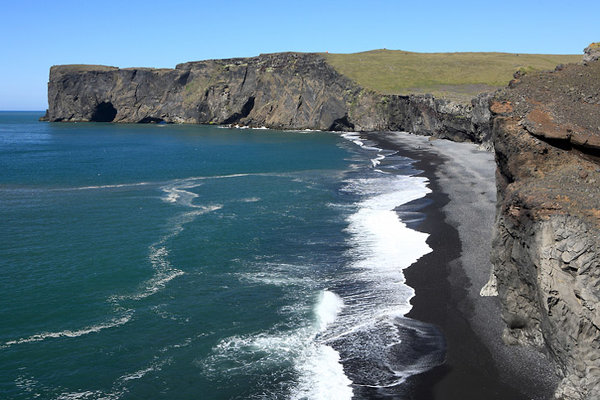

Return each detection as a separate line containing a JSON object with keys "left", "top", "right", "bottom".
{"left": 329, "top": 132, "right": 438, "bottom": 388}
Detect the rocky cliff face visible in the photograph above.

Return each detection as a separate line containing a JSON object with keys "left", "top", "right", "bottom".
{"left": 583, "top": 43, "right": 600, "bottom": 64}
{"left": 43, "top": 53, "right": 492, "bottom": 146}
{"left": 490, "top": 56, "right": 600, "bottom": 399}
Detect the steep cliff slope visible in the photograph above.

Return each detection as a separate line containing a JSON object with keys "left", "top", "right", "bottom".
{"left": 43, "top": 53, "right": 492, "bottom": 146}
{"left": 490, "top": 56, "right": 600, "bottom": 399}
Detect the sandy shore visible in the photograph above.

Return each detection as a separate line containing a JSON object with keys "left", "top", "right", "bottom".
{"left": 363, "top": 132, "right": 558, "bottom": 399}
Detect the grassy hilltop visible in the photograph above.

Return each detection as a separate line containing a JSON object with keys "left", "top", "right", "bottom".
{"left": 324, "top": 49, "right": 580, "bottom": 103}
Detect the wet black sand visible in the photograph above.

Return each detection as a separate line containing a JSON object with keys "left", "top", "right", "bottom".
{"left": 355, "top": 132, "right": 558, "bottom": 400}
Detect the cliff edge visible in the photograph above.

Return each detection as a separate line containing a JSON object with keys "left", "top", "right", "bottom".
{"left": 490, "top": 50, "right": 600, "bottom": 399}
{"left": 42, "top": 52, "right": 492, "bottom": 147}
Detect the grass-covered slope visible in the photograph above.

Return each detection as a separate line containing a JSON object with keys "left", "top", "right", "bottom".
{"left": 324, "top": 49, "right": 580, "bottom": 103}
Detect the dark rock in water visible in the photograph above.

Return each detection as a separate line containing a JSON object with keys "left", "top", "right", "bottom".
{"left": 43, "top": 53, "right": 494, "bottom": 147}
{"left": 490, "top": 49, "right": 600, "bottom": 399}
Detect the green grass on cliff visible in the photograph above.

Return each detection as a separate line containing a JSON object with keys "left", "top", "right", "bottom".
{"left": 53, "top": 65, "right": 119, "bottom": 72}
{"left": 324, "top": 49, "right": 580, "bottom": 103}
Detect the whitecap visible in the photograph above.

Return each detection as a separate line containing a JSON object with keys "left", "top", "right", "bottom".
{"left": 202, "top": 290, "right": 353, "bottom": 399}
{"left": 315, "top": 290, "right": 344, "bottom": 331}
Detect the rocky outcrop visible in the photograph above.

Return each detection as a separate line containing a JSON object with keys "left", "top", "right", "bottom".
{"left": 43, "top": 53, "right": 493, "bottom": 147}
{"left": 490, "top": 53, "right": 600, "bottom": 399}
{"left": 583, "top": 43, "right": 600, "bottom": 64}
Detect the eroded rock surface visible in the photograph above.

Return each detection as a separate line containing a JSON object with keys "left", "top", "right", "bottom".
{"left": 43, "top": 53, "right": 492, "bottom": 146}
{"left": 491, "top": 55, "right": 600, "bottom": 399}
{"left": 584, "top": 43, "right": 600, "bottom": 64}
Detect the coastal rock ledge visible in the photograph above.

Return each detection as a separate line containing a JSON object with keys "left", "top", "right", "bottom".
{"left": 490, "top": 54, "right": 600, "bottom": 399}
{"left": 42, "top": 52, "right": 492, "bottom": 147}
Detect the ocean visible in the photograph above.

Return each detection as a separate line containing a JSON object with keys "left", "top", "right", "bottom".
{"left": 0, "top": 112, "right": 436, "bottom": 399}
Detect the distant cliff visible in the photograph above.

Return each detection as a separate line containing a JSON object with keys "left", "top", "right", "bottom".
{"left": 490, "top": 52, "right": 600, "bottom": 399}
{"left": 42, "top": 52, "right": 493, "bottom": 147}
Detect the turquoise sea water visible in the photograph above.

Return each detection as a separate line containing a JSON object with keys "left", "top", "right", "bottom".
{"left": 0, "top": 112, "right": 433, "bottom": 399}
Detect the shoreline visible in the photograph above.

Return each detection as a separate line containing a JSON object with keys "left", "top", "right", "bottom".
{"left": 360, "top": 132, "right": 558, "bottom": 399}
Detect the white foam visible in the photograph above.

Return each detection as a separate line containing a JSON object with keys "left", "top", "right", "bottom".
{"left": 163, "top": 191, "right": 179, "bottom": 203}
{"left": 291, "top": 343, "right": 353, "bottom": 400}
{"left": 340, "top": 132, "right": 381, "bottom": 151}
{"left": 235, "top": 262, "right": 315, "bottom": 288}
{"left": 341, "top": 132, "right": 364, "bottom": 148}
{"left": 111, "top": 206, "right": 221, "bottom": 303}
{"left": 291, "top": 291, "right": 352, "bottom": 399}
{"left": 120, "top": 362, "right": 164, "bottom": 382}
{"left": 61, "top": 172, "right": 278, "bottom": 194}
{"left": 51, "top": 172, "right": 280, "bottom": 193}
{"left": 14, "top": 375, "right": 39, "bottom": 394}
{"left": 289, "top": 128, "right": 323, "bottom": 133}
{"left": 56, "top": 390, "right": 106, "bottom": 400}
{"left": 97, "top": 336, "right": 191, "bottom": 400}
{"left": 202, "top": 290, "right": 352, "bottom": 400}
{"left": 237, "top": 273, "right": 309, "bottom": 287}
{"left": 371, "top": 153, "right": 386, "bottom": 167}
{"left": 160, "top": 182, "right": 200, "bottom": 208}
{"left": 325, "top": 132, "right": 438, "bottom": 386}
{"left": 115, "top": 269, "right": 186, "bottom": 302}
{"left": 104, "top": 175, "right": 226, "bottom": 307}
{"left": 2, "top": 312, "right": 133, "bottom": 348}
{"left": 315, "top": 290, "right": 345, "bottom": 331}
{"left": 342, "top": 174, "right": 432, "bottom": 316}
{"left": 239, "top": 197, "right": 260, "bottom": 203}
{"left": 57, "top": 181, "right": 154, "bottom": 191}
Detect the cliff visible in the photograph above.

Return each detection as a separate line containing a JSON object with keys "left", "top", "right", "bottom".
{"left": 42, "top": 53, "right": 492, "bottom": 147}
{"left": 490, "top": 55, "right": 600, "bottom": 399}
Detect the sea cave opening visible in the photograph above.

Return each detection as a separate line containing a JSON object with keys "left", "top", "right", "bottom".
{"left": 91, "top": 102, "right": 117, "bottom": 122}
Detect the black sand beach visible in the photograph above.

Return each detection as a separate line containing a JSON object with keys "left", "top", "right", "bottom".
{"left": 359, "top": 132, "right": 558, "bottom": 400}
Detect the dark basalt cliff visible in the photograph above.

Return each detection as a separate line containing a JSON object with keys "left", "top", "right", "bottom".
{"left": 490, "top": 56, "right": 600, "bottom": 399}
{"left": 43, "top": 53, "right": 492, "bottom": 147}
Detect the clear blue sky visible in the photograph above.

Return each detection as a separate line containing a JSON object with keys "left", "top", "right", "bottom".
{"left": 2, "top": 0, "right": 598, "bottom": 110}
